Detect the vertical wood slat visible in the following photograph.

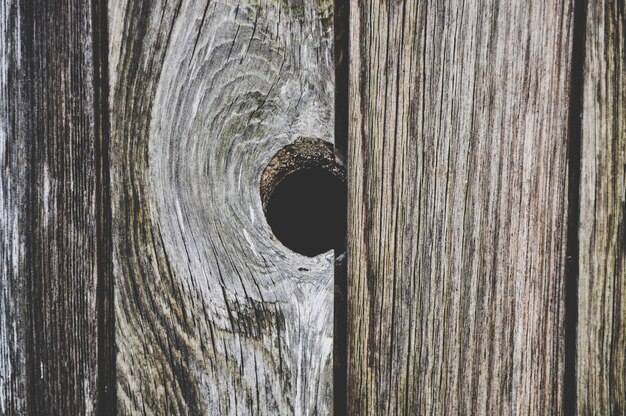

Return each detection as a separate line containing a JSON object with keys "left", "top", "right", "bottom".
{"left": 108, "top": 0, "right": 335, "bottom": 414}
{"left": 0, "top": 0, "right": 26, "bottom": 415}
{"left": 347, "top": 1, "right": 574, "bottom": 414}
{"left": 578, "top": 0, "right": 626, "bottom": 414}
{"left": 0, "top": 0, "right": 112, "bottom": 414}
{"left": 0, "top": 2, "right": 25, "bottom": 412}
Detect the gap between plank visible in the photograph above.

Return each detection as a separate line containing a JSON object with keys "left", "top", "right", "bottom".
{"left": 92, "top": 0, "right": 116, "bottom": 413}
{"left": 565, "top": 0, "right": 587, "bottom": 413}
{"left": 333, "top": 0, "right": 349, "bottom": 414}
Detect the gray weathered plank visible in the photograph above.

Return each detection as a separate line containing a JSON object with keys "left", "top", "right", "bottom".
{"left": 578, "top": 0, "right": 626, "bottom": 413}
{"left": 0, "top": 0, "right": 113, "bottom": 414}
{"left": 0, "top": 2, "right": 25, "bottom": 413}
{"left": 347, "top": 1, "right": 574, "bottom": 414}
{"left": 108, "top": 0, "right": 335, "bottom": 413}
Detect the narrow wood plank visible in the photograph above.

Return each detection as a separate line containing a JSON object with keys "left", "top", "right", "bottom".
{"left": 347, "top": 1, "right": 574, "bottom": 414}
{"left": 0, "top": 0, "right": 112, "bottom": 414}
{"left": 0, "top": 1, "right": 26, "bottom": 413}
{"left": 108, "top": 0, "right": 335, "bottom": 413}
{"left": 578, "top": 0, "right": 626, "bottom": 413}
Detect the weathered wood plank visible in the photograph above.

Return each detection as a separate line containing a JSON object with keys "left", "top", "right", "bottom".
{"left": 0, "top": 2, "right": 25, "bottom": 413}
{"left": 578, "top": 0, "right": 626, "bottom": 413}
{"left": 347, "top": 1, "right": 574, "bottom": 414}
{"left": 0, "top": 0, "right": 112, "bottom": 414}
{"left": 108, "top": 0, "right": 336, "bottom": 413}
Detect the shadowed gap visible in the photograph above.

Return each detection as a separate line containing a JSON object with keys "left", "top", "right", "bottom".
{"left": 565, "top": 0, "right": 587, "bottom": 413}
{"left": 333, "top": 0, "right": 349, "bottom": 414}
{"left": 92, "top": 0, "right": 116, "bottom": 413}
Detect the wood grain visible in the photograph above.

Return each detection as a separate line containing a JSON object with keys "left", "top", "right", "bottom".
{"left": 108, "top": 0, "right": 336, "bottom": 413}
{"left": 578, "top": 0, "right": 626, "bottom": 413}
{"left": 0, "top": 0, "right": 112, "bottom": 414}
{"left": 347, "top": 1, "right": 574, "bottom": 414}
{"left": 0, "top": 2, "right": 24, "bottom": 412}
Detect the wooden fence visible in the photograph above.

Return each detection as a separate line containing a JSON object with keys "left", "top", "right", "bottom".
{"left": 0, "top": 0, "right": 623, "bottom": 414}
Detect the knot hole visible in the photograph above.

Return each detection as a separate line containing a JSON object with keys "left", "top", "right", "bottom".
{"left": 260, "top": 138, "right": 346, "bottom": 257}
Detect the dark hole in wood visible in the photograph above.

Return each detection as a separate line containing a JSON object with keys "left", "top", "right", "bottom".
{"left": 261, "top": 138, "right": 346, "bottom": 257}
{"left": 266, "top": 167, "right": 346, "bottom": 257}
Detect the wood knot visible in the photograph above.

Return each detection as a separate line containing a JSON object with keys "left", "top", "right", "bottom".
{"left": 260, "top": 138, "right": 346, "bottom": 257}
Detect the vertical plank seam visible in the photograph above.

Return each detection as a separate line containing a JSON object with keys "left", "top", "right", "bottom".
{"left": 92, "top": 0, "right": 115, "bottom": 413}
{"left": 565, "top": 0, "right": 587, "bottom": 413}
{"left": 334, "top": 0, "right": 349, "bottom": 413}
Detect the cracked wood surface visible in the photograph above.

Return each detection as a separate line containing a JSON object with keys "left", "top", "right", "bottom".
{"left": 2, "top": 0, "right": 626, "bottom": 414}
{"left": 347, "top": 1, "right": 575, "bottom": 414}
{"left": 578, "top": 0, "right": 626, "bottom": 414}
{"left": 108, "top": 0, "right": 335, "bottom": 414}
{"left": 0, "top": 0, "right": 113, "bottom": 415}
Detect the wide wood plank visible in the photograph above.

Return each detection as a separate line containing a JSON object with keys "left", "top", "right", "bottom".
{"left": 108, "top": 0, "right": 336, "bottom": 413}
{"left": 347, "top": 1, "right": 574, "bottom": 414}
{"left": 0, "top": 0, "right": 113, "bottom": 414}
{"left": 578, "top": 0, "right": 626, "bottom": 413}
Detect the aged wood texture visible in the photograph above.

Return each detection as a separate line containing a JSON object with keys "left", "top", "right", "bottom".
{"left": 0, "top": 2, "right": 24, "bottom": 413}
{"left": 347, "top": 1, "right": 574, "bottom": 414}
{"left": 0, "top": 0, "right": 113, "bottom": 414}
{"left": 578, "top": 0, "right": 626, "bottom": 414}
{"left": 109, "top": 0, "right": 336, "bottom": 413}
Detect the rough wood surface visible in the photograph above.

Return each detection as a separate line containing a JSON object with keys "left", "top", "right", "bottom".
{"left": 347, "top": 1, "right": 574, "bottom": 414}
{"left": 0, "top": 3, "right": 24, "bottom": 413}
{"left": 0, "top": 0, "right": 112, "bottom": 414}
{"left": 108, "top": 0, "right": 336, "bottom": 414}
{"left": 578, "top": 0, "right": 626, "bottom": 414}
